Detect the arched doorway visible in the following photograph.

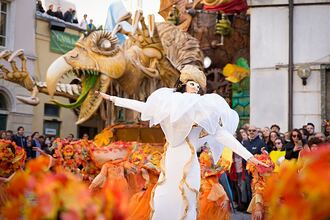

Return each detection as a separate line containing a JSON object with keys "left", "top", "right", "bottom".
{"left": 0, "top": 92, "right": 9, "bottom": 131}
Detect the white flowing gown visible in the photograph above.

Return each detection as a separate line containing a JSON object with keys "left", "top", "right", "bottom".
{"left": 112, "top": 88, "right": 253, "bottom": 220}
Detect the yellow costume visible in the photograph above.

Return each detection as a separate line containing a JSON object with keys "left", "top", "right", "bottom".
{"left": 269, "top": 150, "right": 285, "bottom": 173}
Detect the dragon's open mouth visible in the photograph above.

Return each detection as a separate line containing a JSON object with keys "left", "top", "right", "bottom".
{"left": 51, "top": 70, "right": 99, "bottom": 109}
{"left": 46, "top": 56, "right": 111, "bottom": 124}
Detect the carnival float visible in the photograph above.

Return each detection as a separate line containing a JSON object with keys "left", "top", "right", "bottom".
{"left": 1, "top": 0, "right": 329, "bottom": 219}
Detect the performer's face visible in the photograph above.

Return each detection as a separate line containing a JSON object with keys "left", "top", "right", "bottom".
{"left": 186, "top": 81, "right": 200, "bottom": 94}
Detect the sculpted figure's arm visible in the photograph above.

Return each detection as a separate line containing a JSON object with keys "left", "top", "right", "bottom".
{"left": 95, "top": 91, "right": 146, "bottom": 113}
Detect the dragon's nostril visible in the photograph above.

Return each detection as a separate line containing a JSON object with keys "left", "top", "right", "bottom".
{"left": 70, "top": 53, "right": 79, "bottom": 59}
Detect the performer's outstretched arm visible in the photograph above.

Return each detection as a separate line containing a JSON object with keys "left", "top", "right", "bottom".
{"left": 214, "top": 127, "right": 268, "bottom": 167}
{"left": 214, "top": 127, "right": 252, "bottom": 160}
{"left": 95, "top": 91, "right": 146, "bottom": 113}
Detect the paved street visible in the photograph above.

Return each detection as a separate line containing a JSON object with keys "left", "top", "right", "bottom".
{"left": 232, "top": 211, "right": 252, "bottom": 220}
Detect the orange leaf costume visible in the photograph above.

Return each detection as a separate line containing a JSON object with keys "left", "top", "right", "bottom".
{"left": 197, "top": 149, "right": 231, "bottom": 220}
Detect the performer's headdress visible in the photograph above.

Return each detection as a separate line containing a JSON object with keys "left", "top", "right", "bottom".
{"left": 179, "top": 65, "right": 207, "bottom": 90}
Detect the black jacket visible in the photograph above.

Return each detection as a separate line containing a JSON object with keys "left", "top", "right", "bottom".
{"left": 55, "top": 11, "right": 64, "bottom": 20}
{"left": 46, "top": 9, "right": 55, "bottom": 17}
{"left": 64, "top": 11, "right": 73, "bottom": 22}
{"left": 36, "top": 4, "right": 45, "bottom": 13}
{"left": 12, "top": 135, "right": 30, "bottom": 158}
{"left": 284, "top": 140, "right": 306, "bottom": 160}
{"left": 242, "top": 136, "right": 266, "bottom": 155}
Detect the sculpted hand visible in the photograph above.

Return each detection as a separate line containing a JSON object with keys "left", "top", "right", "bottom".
{"left": 248, "top": 156, "right": 269, "bottom": 167}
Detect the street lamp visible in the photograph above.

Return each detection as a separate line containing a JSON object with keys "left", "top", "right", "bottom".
{"left": 297, "top": 66, "right": 311, "bottom": 86}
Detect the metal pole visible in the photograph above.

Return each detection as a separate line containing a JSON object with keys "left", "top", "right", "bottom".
{"left": 288, "top": 0, "right": 294, "bottom": 130}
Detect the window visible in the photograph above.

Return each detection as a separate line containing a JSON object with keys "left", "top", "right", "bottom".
{"left": 44, "top": 103, "right": 60, "bottom": 117}
{"left": 0, "top": 1, "right": 7, "bottom": 47}
{"left": 0, "top": 114, "right": 6, "bottom": 130}
{"left": 43, "top": 120, "right": 61, "bottom": 137}
{"left": 0, "top": 92, "right": 8, "bottom": 110}
{"left": 0, "top": 92, "right": 8, "bottom": 130}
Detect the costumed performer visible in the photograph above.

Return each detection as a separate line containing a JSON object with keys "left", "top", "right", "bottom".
{"left": 96, "top": 65, "right": 268, "bottom": 220}
{"left": 198, "top": 146, "right": 231, "bottom": 220}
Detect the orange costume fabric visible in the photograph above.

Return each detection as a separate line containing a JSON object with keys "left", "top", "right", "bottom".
{"left": 246, "top": 154, "right": 275, "bottom": 220}
{"left": 128, "top": 168, "right": 159, "bottom": 220}
{"left": 102, "top": 159, "right": 130, "bottom": 196}
{"left": 198, "top": 175, "right": 231, "bottom": 220}
{"left": 197, "top": 150, "right": 231, "bottom": 220}
{"left": 127, "top": 143, "right": 164, "bottom": 220}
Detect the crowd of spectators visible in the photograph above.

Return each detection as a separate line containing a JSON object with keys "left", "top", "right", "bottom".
{"left": 228, "top": 122, "right": 330, "bottom": 211}
{"left": 36, "top": 0, "right": 96, "bottom": 31}
{"left": 0, "top": 126, "right": 90, "bottom": 161}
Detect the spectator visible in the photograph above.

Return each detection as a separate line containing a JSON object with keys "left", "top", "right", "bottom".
{"left": 72, "top": 10, "right": 78, "bottom": 23}
{"left": 230, "top": 153, "right": 249, "bottom": 211}
{"left": 307, "top": 136, "right": 323, "bottom": 151}
{"left": 64, "top": 8, "right": 73, "bottom": 23}
{"left": 242, "top": 125, "right": 265, "bottom": 155}
{"left": 261, "top": 127, "right": 270, "bottom": 145}
{"left": 314, "top": 132, "right": 326, "bottom": 142}
{"left": 26, "top": 136, "right": 33, "bottom": 159}
{"left": 31, "top": 132, "right": 41, "bottom": 158}
{"left": 66, "top": 133, "right": 74, "bottom": 142}
{"left": 0, "top": 131, "right": 6, "bottom": 139}
{"left": 12, "top": 126, "right": 29, "bottom": 158}
{"left": 39, "top": 135, "right": 52, "bottom": 155}
{"left": 36, "top": 0, "right": 45, "bottom": 13}
{"left": 283, "top": 131, "right": 291, "bottom": 144}
{"left": 270, "top": 124, "right": 280, "bottom": 133}
{"left": 38, "top": 135, "right": 46, "bottom": 150}
{"left": 241, "top": 130, "right": 248, "bottom": 143}
{"left": 239, "top": 128, "right": 246, "bottom": 134}
{"left": 299, "top": 128, "right": 309, "bottom": 142}
{"left": 236, "top": 130, "right": 248, "bottom": 144}
{"left": 55, "top": 6, "right": 64, "bottom": 20}
{"left": 45, "top": 137, "right": 51, "bottom": 147}
{"left": 87, "top": 19, "right": 96, "bottom": 31}
{"left": 82, "top": 133, "right": 89, "bottom": 140}
{"left": 262, "top": 127, "right": 273, "bottom": 152}
{"left": 267, "top": 131, "right": 280, "bottom": 152}
{"left": 306, "top": 122, "right": 315, "bottom": 136}
{"left": 269, "top": 138, "right": 285, "bottom": 173}
{"left": 5, "top": 130, "right": 13, "bottom": 140}
{"left": 46, "top": 4, "right": 55, "bottom": 17}
{"left": 322, "top": 120, "right": 330, "bottom": 137}
{"left": 80, "top": 14, "right": 88, "bottom": 29}
{"left": 285, "top": 129, "right": 306, "bottom": 160}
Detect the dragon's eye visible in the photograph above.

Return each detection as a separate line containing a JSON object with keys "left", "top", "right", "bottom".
{"left": 100, "top": 39, "right": 111, "bottom": 49}
{"left": 90, "top": 31, "right": 119, "bottom": 56}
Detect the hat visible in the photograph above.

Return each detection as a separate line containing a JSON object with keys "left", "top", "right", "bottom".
{"left": 179, "top": 65, "right": 207, "bottom": 90}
